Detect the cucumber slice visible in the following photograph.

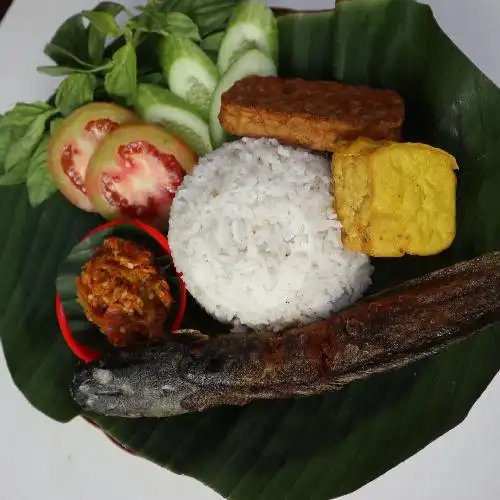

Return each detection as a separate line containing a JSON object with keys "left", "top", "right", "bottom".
{"left": 209, "top": 48, "right": 277, "bottom": 149}
{"left": 217, "top": 0, "right": 278, "bottom": 75}
{"left": 135, "top": 84, "right": 213, "bottom": 157}
{"left": 160, "top": 35, "right": 219, "bottom": 120}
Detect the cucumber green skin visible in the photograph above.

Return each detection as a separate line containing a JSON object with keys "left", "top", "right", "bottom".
{"left": 209, "top": 48, "right": 277, "bottom": 148}
{"left": 217, "top": 0, "right": 279, "bottom": 75}
{"left": 159, "top": 36, "right": 219, "bottom": 119}
{"left": 135, "top": 84, "right": 213, "bottom": 157}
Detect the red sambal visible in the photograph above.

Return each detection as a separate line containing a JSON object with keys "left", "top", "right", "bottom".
{"left": 76, "top": 237, "right": 173, "bottom": 347}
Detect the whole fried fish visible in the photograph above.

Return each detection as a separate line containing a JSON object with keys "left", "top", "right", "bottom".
{"left": 71, "top": 252, "right": 500, "bottom": 418}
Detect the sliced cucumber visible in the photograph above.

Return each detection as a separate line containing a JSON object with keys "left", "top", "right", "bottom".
{"left": 135, "top": 84, "right": 213, "bottom": 157}
{"left": 209, "top": 48, "right": 277, "bottom": 149}
{"left": 217, "top": 0, "right": 278, "bottom": 75}
{"left": 160, "top": 35, "right": 219, "bottom": 120}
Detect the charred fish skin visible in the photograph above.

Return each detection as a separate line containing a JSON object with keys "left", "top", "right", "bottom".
{"left": 71, "top": 343, "right": 198, "bottom": 418}
{"left": 71, "top": 252, "right": 500, "bottom": 418}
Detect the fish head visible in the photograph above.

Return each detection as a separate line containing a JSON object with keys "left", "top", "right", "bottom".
{"left": 70, "top": 342, "right": 201, "bottom": 418}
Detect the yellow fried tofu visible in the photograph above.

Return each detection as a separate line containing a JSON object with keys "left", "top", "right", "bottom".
{"left": 333, "top": 138, "right": 458, "bottom": 257}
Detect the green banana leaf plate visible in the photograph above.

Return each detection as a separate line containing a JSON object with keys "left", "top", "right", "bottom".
{"left": 2, "top": 0, "right": 500, "bottom": 499}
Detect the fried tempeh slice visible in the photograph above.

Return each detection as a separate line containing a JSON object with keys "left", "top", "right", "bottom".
{"left": 219, "top": 76, "right": 405, "bottom": 152}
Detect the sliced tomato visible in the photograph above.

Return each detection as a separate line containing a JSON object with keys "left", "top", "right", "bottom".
{"left": 48, "top": 103, "right": 139, "bottom": 211}
{"left": 85, "top": 124, "right": 197, "bottom": 228}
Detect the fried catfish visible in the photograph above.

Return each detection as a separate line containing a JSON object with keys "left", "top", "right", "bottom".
{"left": 72, "top": 252, "right": 500, "bottom": 418}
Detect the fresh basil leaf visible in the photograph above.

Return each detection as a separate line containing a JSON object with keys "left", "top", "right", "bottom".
{"left": 93, "top": 1, "right": 125, "bottom": 16}
{"left": 43, "top": 44, "right": 96, "bottom": 70}
{"left": 133, "top": 11, "right": 199, "bottom": 40}
{"left": 201, "top": 31, "right": 224, "bottom": 53}
{"left": 4, "top": 110, "right": 56, "bottom": 171}
{"left": 26, "top": 135, "right": 58, "bottom": 207}
{"left": 83, "top": 11, "right": 122, "bottom": 37}
{"left": 104, "top": 43, "right": 137, "bottom": 105}
{"left": 88, "top": 31, "right": 105, "bottom": 66}
{"left": 122, "top": 26, "right": 134, "bottom": 44}
{"left": 150, "top": 0, "right": 240, "bottom": 37}
{"left": 163, "top": 12, "right": 200, "bottom": 40}
{"left": 87, "top": 2, "right": 126, "bottom": 64}
{"left": 138, "top": 72, "right": 165, "bottom": 85}
{"left": 190, "top": 0, "right": 240, "bottom": 36}
{"left": 103, "top": 35, "right": 127, "bottom": 60}
{"left": 43, "top": 14, "right": 90, "bottom": 68}
{"left": 0, "top": 127, "right": 13, "bottom": 172}
{"left": 196, "top": 10, "right": 231, "bottom": 37}
{"left": 50, "top": 117, "right": 65, "bottom": 135}
{"left": 37, "top": 63, "right": 112, "bottom": 77}
{"left": 0, "top": 102, "right": 54, "bottom": 129}
{"left": 37, "top": 66, "right": 92, "bottom": 76}
{"left": 55, "top": 74, "right": 97, "bottom": 116}
{"left": 0, "top": 160, "right": 30, "bottom": 186}
{"left": 138, "top": 12, "right": 200, "bottom": 40}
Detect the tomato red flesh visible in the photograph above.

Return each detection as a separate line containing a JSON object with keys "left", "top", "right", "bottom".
{"left": 86, "top": 123, "right": 196, "bottom": 228}
{"left": 61, "top": 143, "right": 87, "bottom": 195}
{"left": 60, "top": 119, "right": 121, "bottom": 197}
{"left": 99, "top": 140, "right": 184, "bottom": 221}
{"left": 85, "top": 119, "right": 120, "bottom": 140}
{"left": 48, "top": 103, "right": 139, "bottom": 212}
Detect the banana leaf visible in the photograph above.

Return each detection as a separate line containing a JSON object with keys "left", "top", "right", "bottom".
{"left": 2, "top": 0, "right": 500, "bottom": 499}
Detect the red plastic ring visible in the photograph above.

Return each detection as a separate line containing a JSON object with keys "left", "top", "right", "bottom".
{"left": 56, "top": 219, "right": 187, "bottom": 363}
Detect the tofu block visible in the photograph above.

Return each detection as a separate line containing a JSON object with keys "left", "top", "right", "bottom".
{"left": 333, "top": 138, "right": 458, "bottom": 257}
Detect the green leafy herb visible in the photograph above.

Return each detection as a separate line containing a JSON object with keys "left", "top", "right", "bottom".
{"left": 87, "top": 2, "right": 126, "bottom": 65}
{"left": 43, "top": 14, "right": 90, "bottom": 68}
{"left": 37, "top": 62, "right": 113, "bottom": 77}
{"left": 165, "top": 12, "right": 201, "bottom": 40}
{"left": 133, "top": 11, "right": 200, "bottom": 40}
{"left": 55, "top": 74, "right": 97, "bottom": 116}
{"left": 26, "top": 134, "right": 58, "bottom": 207}
{"left": 163, "top": 12, "right": 201, "bottom": 40}
{"left": 3, "top": 113, "right": 51, "bottom": 171}
{"left": 139, "top": 0, "right": 241, "bottom": 37}
{"left": 83, "top": 10, "right": 122, "bottom": 37}
{"left": 88, "top": 32, "right": 106, "bottom": 67}
{"left": 138, "top": 72, "right": 165, "bottom": 85}
{"left": 104, "top": 43, "right": 137, "bottom": 104}
{"left": 0, "top": 160, "right": 30, "bottom": 186}
{"left": 201, "top": 31, "right": 225, "bottom": 53}
{"left": 0, "top": 126, "right": 14, "bottom": 170}
{"left": 122, "top": 25, "right": 135, "bottom": 44}
{"left": 0, "top": 102, "right": 54, "bottom": 128}
{"left": 1, "top": 103, "right": 57, "bottom": 172}
{"left": 186, "top": 0, "right": 241, "bottom": 37}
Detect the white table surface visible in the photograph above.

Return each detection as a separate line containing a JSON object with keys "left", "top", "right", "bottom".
{"left": 1, "top": 0, "right": 499, "bottom": 499}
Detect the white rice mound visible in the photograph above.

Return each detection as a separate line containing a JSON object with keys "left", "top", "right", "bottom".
{"left": 168, "top": 137, "right": 373, "bottom": 331}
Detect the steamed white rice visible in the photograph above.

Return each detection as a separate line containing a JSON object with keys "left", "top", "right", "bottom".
{"left": 168, "top": 137, "right": 373, "bottom": 331}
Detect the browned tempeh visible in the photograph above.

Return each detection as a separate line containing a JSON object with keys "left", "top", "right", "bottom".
{"left": 219, "top": 76, "right": 405, "bottom": 152}
{"left": 72, "top": 252, "right": 500, "bottom": 418}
